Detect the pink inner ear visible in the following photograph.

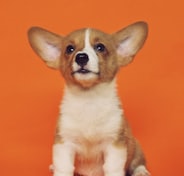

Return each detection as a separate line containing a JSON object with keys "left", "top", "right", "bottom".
{"left": 44, "top": 42, "right": 61, "bottom": 61}
{"left": 117, "top": 37, "right": 134, "bottom": 57}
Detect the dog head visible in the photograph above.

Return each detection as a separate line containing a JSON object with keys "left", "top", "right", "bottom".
{"left": 28, "top": 22, "right": 148, "bottom": 88}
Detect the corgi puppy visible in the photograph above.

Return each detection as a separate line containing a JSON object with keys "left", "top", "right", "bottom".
{"left": 28, "top": 21, "right": 150, "bottom": 176}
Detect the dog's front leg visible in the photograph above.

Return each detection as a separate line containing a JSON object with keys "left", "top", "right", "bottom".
{"left": 53, "top": 142, "right": 75, "bottom": 176}
{"left": 103, "top": 144, "right": 127, "bottom": 176}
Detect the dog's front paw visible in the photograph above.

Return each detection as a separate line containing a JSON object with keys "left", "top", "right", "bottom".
{"left": 49, "top": 166, "right": 74, "bottom": 176}
{"left": 132, "top": 165, "right": 150, "bottom": 176}
{"left": 52, "top": 172, "right": 74, "bottom": 176}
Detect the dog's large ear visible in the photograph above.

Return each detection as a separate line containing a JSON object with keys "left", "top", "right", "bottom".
{"left": 113, "top": 21, "right": 148, "bottom": 66}
{"left": 28, "top": 27, "right": 62, "bottom": 69}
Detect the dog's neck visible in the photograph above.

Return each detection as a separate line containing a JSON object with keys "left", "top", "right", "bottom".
{"left": 60, "top": 78, "right": 124, "bottom": 123}
{"left": 60, "top": 78, "right": 124, "bottom": 134}
{"left": 63, "top": 79, "right": 119, "bottom": 102}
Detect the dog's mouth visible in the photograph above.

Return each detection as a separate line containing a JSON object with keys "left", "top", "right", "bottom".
{"left": 71, "top": 67, "right": 100, "bottom": 87}
{"left": 71, "top": 68, "right": 99, "bottom": 75}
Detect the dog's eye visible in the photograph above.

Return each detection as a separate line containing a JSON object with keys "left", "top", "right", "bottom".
{"left": 66, "top": 45, "right": 75, "bottom": 54}
{"left": 94, "top": 43, "right": 106, "bottom": 52}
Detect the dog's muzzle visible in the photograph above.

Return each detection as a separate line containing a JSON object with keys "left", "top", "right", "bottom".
{"left": 71, "top": 52, "right": 100, "bottom": 76}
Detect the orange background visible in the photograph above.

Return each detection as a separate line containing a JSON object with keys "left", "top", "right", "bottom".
{"left": 0, "top": 0, "right": 184, "bottom": 176}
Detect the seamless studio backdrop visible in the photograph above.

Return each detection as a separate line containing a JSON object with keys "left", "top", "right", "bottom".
{"left": 0, "top": 0, "right": 184, "bottom": 176}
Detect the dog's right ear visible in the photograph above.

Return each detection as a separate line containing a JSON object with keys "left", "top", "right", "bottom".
{"left": 28, "top": 27, "right": 62, "bottom": 69}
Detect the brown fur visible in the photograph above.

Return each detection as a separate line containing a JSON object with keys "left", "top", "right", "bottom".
{"left": 28, "top": 21, "right": 149, "bottom": 176}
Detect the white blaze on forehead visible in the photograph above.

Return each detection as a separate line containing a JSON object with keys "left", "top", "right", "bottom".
{"left": 84, "top": 29, "right": 92, "bottom": 48}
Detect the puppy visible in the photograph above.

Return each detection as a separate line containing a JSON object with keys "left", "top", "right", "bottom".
{"left": 28, "top": 21, "right": 150, "bottom": 176}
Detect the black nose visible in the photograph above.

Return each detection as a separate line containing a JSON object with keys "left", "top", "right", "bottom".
{"left": 75, "top": 53, "right": 89, "bottom": 67}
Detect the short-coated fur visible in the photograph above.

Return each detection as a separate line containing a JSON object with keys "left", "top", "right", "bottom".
{"left": 28, "top": 21, "right": 150, "bottom": 176}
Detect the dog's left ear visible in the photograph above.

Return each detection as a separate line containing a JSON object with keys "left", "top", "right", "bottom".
{"left": 113, "top": 21, "right": 148, "bottom": 66}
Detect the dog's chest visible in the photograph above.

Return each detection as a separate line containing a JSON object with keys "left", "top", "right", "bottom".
{"left": 59, "top": 83, "right": 123, "bottom": 145}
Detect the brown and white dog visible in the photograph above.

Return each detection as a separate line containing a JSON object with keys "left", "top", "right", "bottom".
{"left": 28, "top": 21, "right": 150, "bottom": 176}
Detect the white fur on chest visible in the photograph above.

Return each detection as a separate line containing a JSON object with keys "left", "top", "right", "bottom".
{"left": 59, "top": 80, "right": 123, "bottom": 150}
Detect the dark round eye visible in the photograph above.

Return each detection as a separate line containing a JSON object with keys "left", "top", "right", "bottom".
{"left": 94, "top": 43, "right": 106, "bottom": 52}
{"left": 66, "top": 45, "right": 75, "bottom": 54}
